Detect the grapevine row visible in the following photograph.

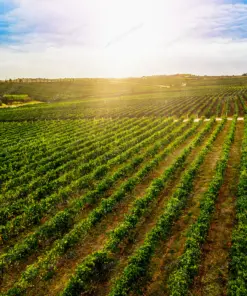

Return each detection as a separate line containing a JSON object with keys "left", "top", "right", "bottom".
{"left": 168, "top": 116, "right": 237, "bottom": 296}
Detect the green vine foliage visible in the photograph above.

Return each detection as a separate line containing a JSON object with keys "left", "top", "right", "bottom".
{"left": 168, "top": 116, "right": 237, "bottom": 296}
{"left": 228, "top": 115, "right": 247, "bottom": 296}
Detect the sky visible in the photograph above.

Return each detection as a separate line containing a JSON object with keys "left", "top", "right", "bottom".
{"left": 0, "top": 0, "right": 247, "bottom": 78}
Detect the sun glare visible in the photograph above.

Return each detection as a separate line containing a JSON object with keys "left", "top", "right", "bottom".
{"left": 96, "top": 0, "right": 187, "bottom": 76}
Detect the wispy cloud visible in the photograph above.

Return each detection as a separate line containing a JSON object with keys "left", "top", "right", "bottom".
{"left": 198, "top": 3, "right": 247, "bottom": 39}
{"left": 1, "top": 0, "right": 247, "bottom": 78}
{"left": 105, "top": 23, "right": 144, "bottom": 48}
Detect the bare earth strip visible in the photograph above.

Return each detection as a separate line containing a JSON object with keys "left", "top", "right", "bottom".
{"left": 190, "top": 121, "right": 244, "bottom": 296}
{"left": 145, "top": 122, "right": 231, "bottom": 296}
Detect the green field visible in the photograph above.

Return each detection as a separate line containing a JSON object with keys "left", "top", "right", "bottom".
{"left": 0, "top": 76, "right": 247, "bottom": 296}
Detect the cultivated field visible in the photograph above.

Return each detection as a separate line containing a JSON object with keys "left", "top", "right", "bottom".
{"left": 0, "top": 76, "right": 247, "bottom": 296}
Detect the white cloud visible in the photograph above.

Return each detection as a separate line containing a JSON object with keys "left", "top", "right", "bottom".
{"left": 1, "top": 0, "right": 247, "bottom": 78}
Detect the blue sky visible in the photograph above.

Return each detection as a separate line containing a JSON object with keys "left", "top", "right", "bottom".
{"left": 0, "top": 1, "right": 12, "bottom": 42}
{"left": 1, "top": 0, "right": 247, "bottom": 78}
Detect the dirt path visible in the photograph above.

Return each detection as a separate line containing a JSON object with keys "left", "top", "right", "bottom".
{"left": 229, "top": 98, "right": 235, "bottom": 116}
{"left": 237, "top": 97, "right": 245, "bottom": 117}
{"left": 190, "top": 121, "right": 244, "bottom": 296}
{"left": 237, "top": 99, "right": 245, "bottom": 117}
{"left": 144, "top": 122, "right": 231, "bottom": 296}
{"left": 219, "top": 99, "right": 226, "bottom": 117}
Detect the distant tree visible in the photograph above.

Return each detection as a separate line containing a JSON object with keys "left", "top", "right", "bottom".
{"left": 242, "top": 73, "right": 247, "bottom": 76}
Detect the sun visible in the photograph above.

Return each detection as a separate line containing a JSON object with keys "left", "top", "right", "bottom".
{"left": 96, "top": 0, "right": 184, "bottom": 77}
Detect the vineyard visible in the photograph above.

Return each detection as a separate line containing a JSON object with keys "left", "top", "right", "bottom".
{"left": 0, "top": 87, "right": 247, "bottom": 121}
{"left": 0, "top": 78, "right": 247, "bottom": 296}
